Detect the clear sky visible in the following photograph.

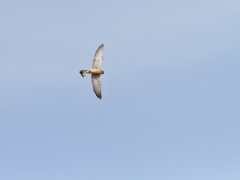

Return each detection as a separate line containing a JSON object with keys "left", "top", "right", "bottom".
{"left": 1, "top": 1, "right": 240, "bottom": 180}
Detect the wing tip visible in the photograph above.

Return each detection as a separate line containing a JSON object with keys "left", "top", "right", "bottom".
{"left": 96, "top": 94, "right": 102, "bottom": 99}
{"left": 94, "top": 44, "right": 104, "bottom": 55}
{"left": 98, "top": 44, "right": 104, "bottom": 50}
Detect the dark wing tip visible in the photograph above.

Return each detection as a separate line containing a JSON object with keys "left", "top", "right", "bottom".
{"left": 98, "top": 44, "right": 104, "bottom": 50}
{"left": 96, "top": 94, "right": 102, "bottom": 99}
{"left": 96, "top": 94, "right": 102, "bottom": 100}
{"left": 94, "top": 44, "right": 104, "bottom": 57}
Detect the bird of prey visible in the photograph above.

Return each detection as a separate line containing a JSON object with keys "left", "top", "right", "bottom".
{"left": 79, "top": 44, "right": 104, "bottom": 99}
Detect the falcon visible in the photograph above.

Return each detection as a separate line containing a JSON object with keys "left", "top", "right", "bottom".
{"left": 79, "top": 44, "right": 104, "bottom": 99}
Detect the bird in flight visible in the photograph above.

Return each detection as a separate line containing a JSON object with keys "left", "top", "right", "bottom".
{"left": 79, "top": 44, "right": 104, "bottom": 99}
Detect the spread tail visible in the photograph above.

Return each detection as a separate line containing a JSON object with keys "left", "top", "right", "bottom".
{"left": 80, "top": 70, "right": 90, "bottom": 77}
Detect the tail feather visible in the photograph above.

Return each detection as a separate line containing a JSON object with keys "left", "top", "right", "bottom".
{"left": 80, "top": 70, "right": 90, "bottom": 77}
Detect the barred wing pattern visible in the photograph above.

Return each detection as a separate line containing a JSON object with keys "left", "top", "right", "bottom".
{"left": 92, "top": 44, "right": 104, "bottom": 69}
{"left": 91, "top": 74, "right": 102, "bottom": 99}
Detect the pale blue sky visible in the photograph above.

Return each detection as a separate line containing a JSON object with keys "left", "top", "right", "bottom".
{"left": 1, "top": 1, "right": 240, "bottom": 180}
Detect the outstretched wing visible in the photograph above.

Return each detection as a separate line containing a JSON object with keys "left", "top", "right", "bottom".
{"left": 92, "top": 44, "right": 104, "bottom": 69}
{"left": 91, "top": 75, "right": 102, "bottom": 99}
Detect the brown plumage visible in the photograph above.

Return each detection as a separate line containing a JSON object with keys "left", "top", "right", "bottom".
{"left": 79, "top": 44, "right": 104, "bottom": 99}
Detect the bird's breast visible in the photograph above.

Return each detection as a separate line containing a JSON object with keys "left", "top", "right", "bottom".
{"left": 90, "top": 69, "right": 103, "bottom": 74}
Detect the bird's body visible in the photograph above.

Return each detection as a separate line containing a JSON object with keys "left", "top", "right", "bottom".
{"left": 80, "top": 69, "right": 104, "bottom": 76}
{"left": 79, "top": 44, "right": 104, "bottom": 99}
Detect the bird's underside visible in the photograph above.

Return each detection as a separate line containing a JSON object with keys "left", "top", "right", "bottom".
{"left": 80, "top": 69, "right": 104, "bottom": 77}
{"left": 79, "top": 44, "right": 104, "bottom": 99}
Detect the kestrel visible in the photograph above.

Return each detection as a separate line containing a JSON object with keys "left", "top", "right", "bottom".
{"left": 79, "top": 44, "right": 104, "bottom": 99}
